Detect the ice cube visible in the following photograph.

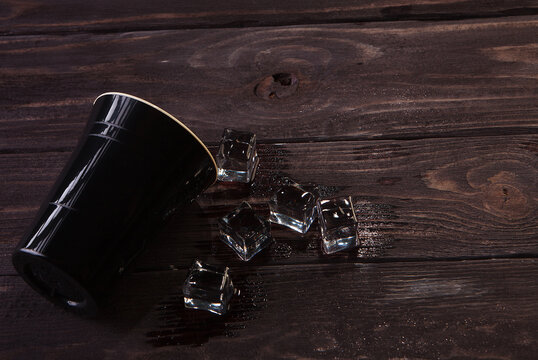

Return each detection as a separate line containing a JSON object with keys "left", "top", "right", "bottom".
{"left": 218, "top": 202, "right": 272, "bottom": 261}
{"left": 216, "top": 128, "right": 259, "bottom": 183}
{"left": 182, "top": 259, "right": 235, "bottom": 315}
{"left": 269, "top": 182, "right": 317, "bottom": 233}
{"left": 317, "top": 196, "right": 358, "bottom": 254}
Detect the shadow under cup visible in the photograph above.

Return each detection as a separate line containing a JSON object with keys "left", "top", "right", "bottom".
{"left": 12, "top": 93, "right": 217, "bottom": 316}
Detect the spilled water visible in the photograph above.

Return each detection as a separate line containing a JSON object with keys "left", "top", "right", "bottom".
{"left": 146, "top": 272, "right": 267, "bottom": 347}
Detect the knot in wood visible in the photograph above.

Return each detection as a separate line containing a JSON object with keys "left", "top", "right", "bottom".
{"left": 255, "top": 73, "right": 298, "bottom": 100}
{"left": 482, "top": 183, "right": 529, "bottom": 220}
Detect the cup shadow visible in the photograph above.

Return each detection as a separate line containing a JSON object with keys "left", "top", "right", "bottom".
{"left": 95, "top": 201, "right": 211, "bottom": 327}
{"left": 94, "top": 200, "right": 266, "bottom": 347}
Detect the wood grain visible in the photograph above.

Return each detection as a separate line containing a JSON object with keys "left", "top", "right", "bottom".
{"left": 1, "top": 17, "right": 538, "bottom": 152}
{"left": 2, "top": 135, "right": 536, "bottom": 274}
{"left": 1, "top": 259, "right": 537, "bottom": 359}
{"left": 1, "top": 3, "right": 538, "bottom": 358}
{"left": 1, "top": 0, "right": 537, "bottom": 35}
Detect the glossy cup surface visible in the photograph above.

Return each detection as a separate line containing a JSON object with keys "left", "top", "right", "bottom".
{"left": 12, "top": 93, "right": 216, "bottom": 316}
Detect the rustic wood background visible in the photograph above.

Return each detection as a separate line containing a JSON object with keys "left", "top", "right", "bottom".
{"left": 1, "top": 1, "right": 537, "bottom": 359}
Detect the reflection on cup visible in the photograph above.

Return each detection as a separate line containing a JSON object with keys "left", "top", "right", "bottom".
{"left": 12, "top": 92, "right": 217, "bottom": 316}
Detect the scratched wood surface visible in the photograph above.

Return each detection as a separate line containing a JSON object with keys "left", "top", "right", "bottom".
{"left": 1, "top": 259, "right": 537, "bottom": 359}
{"left": 1, "top": 136, "right": 537, "bottom": 275}
{"left": 1, "top": 1, "right": 537, "bottom": 359}
{"left": 1, "top": 0, "right": 537, "bottom": 35}
{"left": 2, "top": 17, "right": 538, "bottom": 152}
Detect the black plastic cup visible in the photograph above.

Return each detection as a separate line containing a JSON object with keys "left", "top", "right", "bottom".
{"left": 12, "top": 92, "right": 217, "bottom": 316}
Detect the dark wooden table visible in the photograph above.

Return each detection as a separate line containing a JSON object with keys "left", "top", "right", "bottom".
{"left": 1, "top": 1, "right": 537, "bottom": 359}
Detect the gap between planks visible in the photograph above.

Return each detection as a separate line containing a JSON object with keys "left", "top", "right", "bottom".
{"left": 2, "top": 129, "right": 538, "bottom": 155}
{"left": 131, "top": 252, "right": 538, "bottom": 274}
{"left": 1, "top": 253, "right": 537, "bottom": 277}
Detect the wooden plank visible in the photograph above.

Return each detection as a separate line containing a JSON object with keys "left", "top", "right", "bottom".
{"left": 1, "top": 0, "right": 537, "bottom": 35}
{"left": 1, "top": 17, "right": 538, "bottom": 152}
{"left": 1, "top": 135, "right": 536, "bottom": 274}
{"left": 1, "top": 259, "right": 537, "bottom": 358}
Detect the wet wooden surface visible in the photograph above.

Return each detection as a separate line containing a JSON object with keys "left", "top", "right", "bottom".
{"left": 1, "top": 1, "right": 537, "bottom": 359}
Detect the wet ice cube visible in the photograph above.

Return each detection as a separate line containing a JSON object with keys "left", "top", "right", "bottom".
{"left": 216, "top": 128, "right": 259, "bottom": 183}
{"left": 218, "top": 202, "right": 272, "bottom": 261}
{"left": 317, "top": 196, "right": 358, "bottom": 254}
{"left": 182, "top": 259, "right": 234, "bottom": 315}
{"left": 269, "top": 183, "right": 317, "bottom": 233}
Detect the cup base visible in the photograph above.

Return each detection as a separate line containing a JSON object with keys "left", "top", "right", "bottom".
{"left": 12, "top": 249, "right": 98, "bottom": 316}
